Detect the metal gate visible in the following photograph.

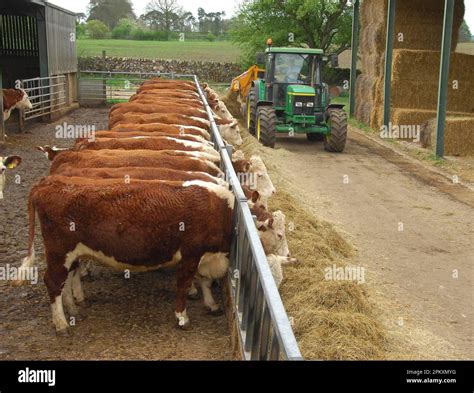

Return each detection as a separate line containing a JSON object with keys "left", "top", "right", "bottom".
{"left": 20, "top": 75, "right": 67, "bottom": 121}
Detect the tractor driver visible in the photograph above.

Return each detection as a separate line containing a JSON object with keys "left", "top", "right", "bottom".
{"left": 274, "top": 55, "right": 304, "bottom": 83}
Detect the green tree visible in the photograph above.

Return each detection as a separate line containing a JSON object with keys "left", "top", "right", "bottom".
{"left": 459, "top": 20, "right": 472, "bottom": 42}
{"left": 144, "top": 0, "right": 182, "bottom": 38}
{"left": 112, "top": 18, "right": 136, "bottom": 39}
{"left": 231, "top": 0, "right": 352, "bottom": 66}
{"left": 87, "top": 19, "right": 110, "bottom": 39}
{"left": 88, "top": 0, "right": 135, "bottom": 29}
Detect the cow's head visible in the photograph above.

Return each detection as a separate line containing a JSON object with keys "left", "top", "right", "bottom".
{"left": 36, "top": 145, "right": 68, "bottom": 161}
{"left": 248, "top": 155, "right": 276, "bottom": 202}
{"left": 219, "top": 120, "right": 243, "bottom": 147}
{"left": 214, "top": 101, "right": 234, "bottom": 121}
{"left": 257, "top": 210, "right": 290, "bottom": 257}
{"left": 0, "top": 155, "right": 22, "bottom": 199}
{"left": 18, "top": 88, "right": 33, "bottom": 111}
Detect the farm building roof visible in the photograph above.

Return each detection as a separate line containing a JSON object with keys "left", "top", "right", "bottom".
{"left": 266, "top": 47, "right": 324, "bottom": 55}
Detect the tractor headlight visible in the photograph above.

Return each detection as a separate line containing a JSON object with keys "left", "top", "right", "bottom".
{"left": 306, "top": 102, "right": 314, "bottom": 107}
{"left": 295, "top": 102, "right": 303, "bottom": 107}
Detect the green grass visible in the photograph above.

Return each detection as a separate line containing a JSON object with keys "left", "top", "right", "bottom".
{"left": 77, "top": 39, "right": 241, "bottom": 63}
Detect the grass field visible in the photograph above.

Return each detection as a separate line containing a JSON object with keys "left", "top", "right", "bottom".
{"left": 77, "top": 39, "right": 241, "bottom": 63}
{"left": 456, "top": 42, "right": 474, "bottom": 55}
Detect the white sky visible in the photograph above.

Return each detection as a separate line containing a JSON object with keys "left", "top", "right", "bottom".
{"left": 46, "top": 0, "right": 242, "bottom": 18}
{"left": 47, "top": 0, "right": 474, "bottom": 33}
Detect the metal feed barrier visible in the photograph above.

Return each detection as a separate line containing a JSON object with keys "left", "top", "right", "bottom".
{"left": 193, "top": 76, "right": 302, "bottom": 360}
{"left": 76, "top": 70, "right": 302, "bottom": 360}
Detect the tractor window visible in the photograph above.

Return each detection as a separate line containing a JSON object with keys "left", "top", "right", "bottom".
{"left": 274, "top": 54, "right": 313, "bottom": 84}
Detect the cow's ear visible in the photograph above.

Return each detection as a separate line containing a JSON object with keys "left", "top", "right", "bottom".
{"left": 3, "top": 155, "right": 22, "bottom": 168}
{"left": 35, "top": 146, "right": 45, "bottom": 152}
{"left": 257, "top": 221, "right": 267, "bottom": 231}
{"left": 251, "top": 191, "right": 260, "bottom": 203}
{"left": 267, "top": 218, "right": 274, "bottom": 229}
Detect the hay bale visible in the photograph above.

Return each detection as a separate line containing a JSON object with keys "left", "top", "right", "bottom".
{"left": 391, "top": 78, "right": 474, "bottom": 113}
{"left": 420, "top": 116, "right": 474, "bottom": 156}
{"left": 392, "top": 50, "right": 474, "bottom": 82}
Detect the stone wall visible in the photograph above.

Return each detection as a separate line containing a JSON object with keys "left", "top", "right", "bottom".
{"left": 78, "top": 56, "right": 243, "bottom": 83}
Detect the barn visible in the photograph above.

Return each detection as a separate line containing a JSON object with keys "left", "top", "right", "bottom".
{"left": 0, "top": 0, "right": 78, "bottom": 131}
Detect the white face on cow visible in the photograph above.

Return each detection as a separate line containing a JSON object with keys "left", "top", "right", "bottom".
{"left": 249, "top": 155, "right": 276, "bottom": 201}
{"left": 219, "top": 121, "right": 243, "bottom": 147}
{"left": 215, "top": 101, "right": 233, "bottom": 121}
{"left": 258, "top": 210, "right": 290, "bottom": 257}
{"left": 16, "top": 89, "right": 33, "bottom": 111}
{"left": 0, "top": 156, "right": 22, "bottom": 199}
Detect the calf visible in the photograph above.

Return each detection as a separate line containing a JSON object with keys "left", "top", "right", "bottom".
{"left": 49, "top": 150, "right": 223, "bottom": 177}
{"left": 73, "top": 137, "right": 220, "bottom": 161}
{"left": 93, "top": 131, "right": 213, "bottom": 146}
{"left": 22, "top": 176, "right": 234, "bottom": 333}
{"left": 111, "top": 112, "right": 211, "bottom": 130}
{"left": 109, "top": 104, "right": 213, "bottom": 126}
{"left": 54, "top": 166, "right": 227, "bottom": 186}
{"left": 266, "top": 255, "right": 298, "bottom": 288}
{"left": 2, "top": 88, "right": 33, "bottom": 121}
{"left": 111, "top": 123, "right": 211, "bottom": 140}
{"left": 0, "top": 155, "right": 22, "bottom": 199}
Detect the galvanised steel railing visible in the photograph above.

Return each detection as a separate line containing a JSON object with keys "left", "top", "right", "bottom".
{"left": 194, "top": 76, "right": 302, "bottom": 361}
{"left": 20, "top": 75, "right": 67, "bottom": 120}
{"left": 78, "top": 71, "right": 196, "bottom": 105}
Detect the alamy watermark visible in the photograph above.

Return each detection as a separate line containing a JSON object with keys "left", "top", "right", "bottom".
{"left": 324, "top": 264, "right": 365, "bottom": 284}
{"left": 380, "top": 122, "right": 420, "bottom": 143}
{"left": 55, "top": 122, "right": 96, "bottom": 142}
{"left": 0, "top": 264, "right": 38, "bottom": 284}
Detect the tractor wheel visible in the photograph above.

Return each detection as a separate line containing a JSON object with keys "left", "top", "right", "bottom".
{"left": 306, "top": 133, "right": 324, "bottom": 142}
{"left": 257, "top": 106, "right": 277, "bottom": 148}
{"left": 245, "top": 88, "right": 257, "bottom": 135}
{"left": 324, "top": 109, "right": 347, "bottom": 153}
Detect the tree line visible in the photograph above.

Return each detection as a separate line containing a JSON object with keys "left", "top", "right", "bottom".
{"left": 78, "top": 0, "right": 230, "bottom": 41}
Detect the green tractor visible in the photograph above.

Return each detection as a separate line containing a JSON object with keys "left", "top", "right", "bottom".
{"left": 238, "top": 44, "right": 347, "bottom": 152}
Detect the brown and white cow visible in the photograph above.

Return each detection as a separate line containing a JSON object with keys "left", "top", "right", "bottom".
{"left": 72, "top": 137, "right": 220, "bottom": 162}
{"left": 49, "top": 150, "right": 223, "bottom": 177}
{"left": 111, "top": 123, "right": 211, "bottom": 140}
{"left": 93, "top": 130, "right": 213, "bottom": 146}
{"left": 0, "top": 155, "right": 22, "bottom": 199}
{"left": 53, "top": 166, "right": 227, "bottom": 186}
{"left": 21, "top": 176, "right": 235, "bottom": 333}
{"left": 2, "top": 89, "right": 33, "bottom": 121}
{"left": 109, "top": 103, "right": 211, "bottom": 122}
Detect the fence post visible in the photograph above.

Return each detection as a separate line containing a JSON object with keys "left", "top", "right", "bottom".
{"left": 102, "top": 51, "right": 107, "bottom": 105}
{"left": 349, "top": 0, "right": 360, "bottom": 117}
{"left": 383, "top": 0, "right": 397, "bottom": 128}
{"left": 435, "top": 0, "right": 455, "bottom": 158}
{"left": 0, "top": 66, "right": 4, "bottom": 143}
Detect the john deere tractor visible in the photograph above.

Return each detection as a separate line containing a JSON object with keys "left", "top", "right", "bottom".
{"left": 231, "top": 41, "right": 347, "bottom": 152}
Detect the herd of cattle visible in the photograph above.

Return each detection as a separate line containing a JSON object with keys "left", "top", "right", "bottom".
{"left": 3, "top": 79, "right": 296, "bottom": 335}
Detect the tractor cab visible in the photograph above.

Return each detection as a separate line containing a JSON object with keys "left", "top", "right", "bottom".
{"left": 262, "top": 48, "right": 325, "bottom": 114}
{"left": 232, "top": 40, "right": 347, "bottom": 152}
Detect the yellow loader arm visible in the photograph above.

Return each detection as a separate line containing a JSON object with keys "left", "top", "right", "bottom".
{"left": 230, "top": 65, "right": 264, "bottom": 102}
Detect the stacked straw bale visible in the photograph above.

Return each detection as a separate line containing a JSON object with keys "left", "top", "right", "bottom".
{"left": 355, "top": 0, "right": 469, "bottom": 134}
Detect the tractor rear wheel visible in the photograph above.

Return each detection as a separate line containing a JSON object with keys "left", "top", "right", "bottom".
{"left": 257, "top": 106, "right": 277, "bottom": 148}
{"left": 246, "top": 88, "right": 257, "bottom": 135}
{"left": 324, "top": 109, "right": 347, "bottom": 153}
{"left": 306, "top": 133, "right": 324, "bottom": 142}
